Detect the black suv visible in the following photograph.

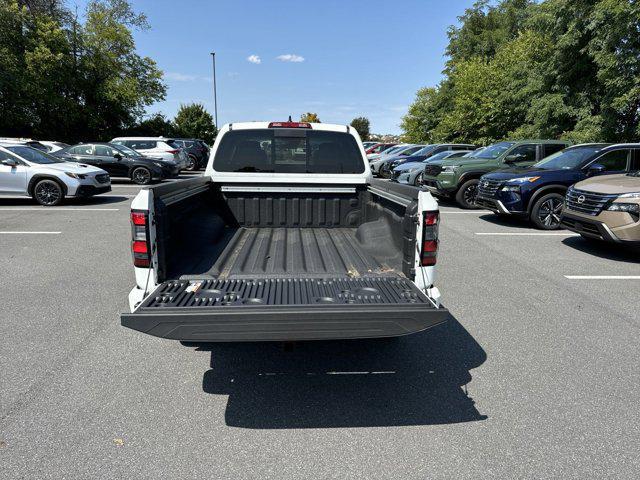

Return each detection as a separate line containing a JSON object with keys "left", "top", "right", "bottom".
{"left": 55, "top": 142, "right": 178, "bottom": 185}
{"left": 170, "top": 138, "right": 210, "bottom": 170}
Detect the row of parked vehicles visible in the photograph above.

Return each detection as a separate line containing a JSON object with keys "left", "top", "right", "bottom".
{"left": 363, "top": 139, "right": 640, "bottom": 246}
{"left": 0, "top": 136, "right": 210, "bottom": 206}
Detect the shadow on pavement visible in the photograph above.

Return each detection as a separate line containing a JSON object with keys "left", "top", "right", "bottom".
{"left": 199, "top": 315, "right": 487, "bottom": 429}
{"left": 477, "top": 213, "right": 534, "bottom": 230}
{"left": 561, "top": 236, "right": 640, "bottom": 263}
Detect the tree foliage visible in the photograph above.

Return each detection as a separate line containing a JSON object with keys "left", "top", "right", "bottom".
{"left": 403, "top": 0, "right": 640, "bottom": 144}
{"left": 173, "top": 103, "right": 217, "bottom": 144}
{"left": 0, "top": 0, "right": 166, "bottom": 142}
{"left": 300, "top": 112, "right": 320, "bottom": 123}
{"left": 350, "top": 116, "right": 370, "bottom": 140}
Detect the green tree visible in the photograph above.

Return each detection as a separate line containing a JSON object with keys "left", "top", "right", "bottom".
{"left": 173, "top": 103, "right": 217, "bottom": 144}
{"left": 350, "top": 117, "right": 370, "bottom": 140}
{"left": 124, "top": 113, "right": 175, "bottom": 137}
{"left": 300, "top": 112, "right": 320, "bottom": 123}
{"left": 0, "top": 0, "right": 166, "bottom": 142}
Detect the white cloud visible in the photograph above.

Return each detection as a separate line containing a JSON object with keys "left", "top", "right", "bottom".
{"left": 247, "top": 54, "right": 261, "bottom": 64}
{"left": 165, "top": 72, "right": 197, "bottom": 82}
{"left": 276, "top": 54, "right": 305, "bottom": 63}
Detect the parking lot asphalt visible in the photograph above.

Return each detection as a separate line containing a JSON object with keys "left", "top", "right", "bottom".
{"left": 1, "top": 175, "right": 638, "bottom": 479}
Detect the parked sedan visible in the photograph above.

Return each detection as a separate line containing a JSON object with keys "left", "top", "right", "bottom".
{"left": 392, "top": 150, "right": 474, "bottom": 185}
{"left": 55, "top": 143, "right": 177, "bottom": 185}
{"left": 0, "top": 143, "right": 110, "bottom": 206}
{"left": 169, "top": 138, "right": 210, "bottom": 170}
{"left": 370, "top": 144, "right": 425, "bottom": 176}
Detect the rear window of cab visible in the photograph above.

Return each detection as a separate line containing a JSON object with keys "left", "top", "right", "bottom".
{"left": 213, "top": 129, "right": 365, "bottom": 174}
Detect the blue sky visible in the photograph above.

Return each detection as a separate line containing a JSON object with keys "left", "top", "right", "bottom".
{"left": 124, "top": 0, "right": 474, "bottom": 134}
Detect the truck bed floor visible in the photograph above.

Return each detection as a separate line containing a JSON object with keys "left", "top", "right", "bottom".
{"left": 204, "top": 227, "right": 392, "bottom": 279}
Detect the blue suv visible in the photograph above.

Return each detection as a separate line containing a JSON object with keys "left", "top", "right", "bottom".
{"left": 475, "top": 144, "right": 638, "bottom": 229}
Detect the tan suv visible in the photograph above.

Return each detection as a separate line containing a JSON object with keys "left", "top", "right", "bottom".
{"left": 561, "top": 171, "right": 640, "bottom": 246}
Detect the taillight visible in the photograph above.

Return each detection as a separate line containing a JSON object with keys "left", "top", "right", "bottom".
{"left": 268, "top": 121, "right": 312, "bottom": 128}
{"left": 166, "top": 149, "right": 179, "bottom": 154}
{"left": 421, "top": 211, "right": 439, "bottom": 266}
{"left": 131, "top": 210, "right": 151, "bottom": 267}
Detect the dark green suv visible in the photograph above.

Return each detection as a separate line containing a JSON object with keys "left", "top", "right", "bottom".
{"left": 422, "top": 140, "right": 570, "bottom": 208}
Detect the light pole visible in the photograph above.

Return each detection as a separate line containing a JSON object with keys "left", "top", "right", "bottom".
{"left": 210, "top": 52, "right": 218, "bottom": 128}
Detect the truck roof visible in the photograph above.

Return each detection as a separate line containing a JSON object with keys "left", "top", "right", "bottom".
{"left": 225, "top": 121, "right": 353, "bottom": 133}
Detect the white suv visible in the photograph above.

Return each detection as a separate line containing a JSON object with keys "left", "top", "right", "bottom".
{"left": 0, "top": 144, "right": 111, "bottom": 206}
{"left": 111, "top": 137, "right": 188, "bottom": 170}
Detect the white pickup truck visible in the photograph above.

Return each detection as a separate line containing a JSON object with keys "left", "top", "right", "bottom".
{"left": 121, "top": 121, "right": 447, "bottom": 342}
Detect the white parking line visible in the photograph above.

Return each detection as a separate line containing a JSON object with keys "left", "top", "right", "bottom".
{"left": 0, "top": 231, "right": 61, "bottom": 234}
{"left": 565, "top": 275, "right": 640, "bottom": 280}
{"left": 476, "top": 231, "right": 580, "bottom": 236}
{"left": 441, "top": 210, "right": 493, "bottom": 214}
{"left": 0, "top": 208, "right": 119, "bottom": 211}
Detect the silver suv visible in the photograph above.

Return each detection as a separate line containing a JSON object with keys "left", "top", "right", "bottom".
{"left": 0, "top": 143, "right": 111, "bottom": 206}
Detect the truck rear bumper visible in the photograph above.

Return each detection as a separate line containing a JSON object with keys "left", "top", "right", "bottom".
{"left": 122, "top": 277, "right": 449, "bottom": 342}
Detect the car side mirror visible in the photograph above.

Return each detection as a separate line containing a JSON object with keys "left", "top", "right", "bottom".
{"left": 504, "top": 154, "right": 522, "bottom": 163}
{"left": 113, "top": 153, "right": 122, "bottom": 160}
{"left": 1, "top": 159, "right": 18, "bottom": 167}
{"left": 588, "top": 163, "right": 606, "bottom": 176}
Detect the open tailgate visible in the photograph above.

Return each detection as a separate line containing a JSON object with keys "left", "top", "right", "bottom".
{"left": 121, "top": 276, "right": 448, "bottom": 342}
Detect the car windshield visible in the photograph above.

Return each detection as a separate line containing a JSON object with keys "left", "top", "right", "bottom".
{"left": 411, "top": 145, "right": 436, "bottom": 156}
{"left": 213, "top": 129, "right": 365, "bottom": 174}
{"left": 6, "top": 146, "right": 64, "bottom": 164}
{"left": 533, "top": 146, "right": 602, "bottom": 170}
{"left": 382, "top": 146, "right": 405, "bottom": 156}
{"left": 421, "top": 151, "right": 451, "bottom": 162}
{"left": 114, "top": 144, "right": 142, "bottom": 157}
{"left": 467, "top": 142, "right": 515, "bottom": 159}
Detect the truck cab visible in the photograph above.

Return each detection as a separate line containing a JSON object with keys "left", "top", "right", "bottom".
{"left": 121, "top": 121, "right": 448, "bottom": 343}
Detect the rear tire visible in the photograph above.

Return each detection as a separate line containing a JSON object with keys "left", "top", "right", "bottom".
{"left": 455, "top": 179, "right": 480, "bottom": 209}
{"left": 530, "top": 193, "right": 564, "bottom": 230}
{"left": 131, "top": 167, "right": 152, "bottom": 185}
{"left": 33, "top": 179, "right": 64, "bottom": 206}
{"left": 185, "top": 155, "right": 197, "bottom": 171}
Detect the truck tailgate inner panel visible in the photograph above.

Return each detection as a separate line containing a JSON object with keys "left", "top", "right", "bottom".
{"left": 140, "top": 277, "right": 433, "bottom": 309}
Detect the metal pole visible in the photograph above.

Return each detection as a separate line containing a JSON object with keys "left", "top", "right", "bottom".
{"left": 210, "top": 52, "right": 218, "bottom": 128}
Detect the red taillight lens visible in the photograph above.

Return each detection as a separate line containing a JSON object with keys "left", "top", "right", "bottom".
{"left": 166, "top": 149, "right": 179, "bottom": 154}
{"left": 131, "top": 210, "right": 150, "bottom": 267}
{"left": 420, "top": 211, "right": 439, "bottom": 266}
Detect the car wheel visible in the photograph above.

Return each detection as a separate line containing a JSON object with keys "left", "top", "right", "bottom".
{"left": 185, "top": 155, "right": 197, "bottom": 171}
{"left": 414, "top": 172, "right": 423, "bottom": 186}
{"left": 455, "top": 179, "right": 480, "bottom": 209}
{"left": 131, "top": 167, "right": 152, "bottom": 185}
{"left": 33, "top": 179, "right": 64, "bottom": 206}
{"left": 531, "top": 193, "right": 564, "bottom": 230}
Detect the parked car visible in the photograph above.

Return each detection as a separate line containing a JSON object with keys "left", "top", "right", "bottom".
{"left": 0, "top": 143, "right": 110, "bottom": 206}
{"left": 422, "top": 140, "right": 570, "bottom": 208}
{"left": 365, "top": 142, "right": 396, "bottom": 155}
{"left": 475, "top": 144, "right": 638, "bottom": 229}
{"left": 381, "top": 143, "right": 477, "bottom": 178}
{"left": 561, "top": 166, "right": 640, "bottom": 246}
{"left": 39, "top": 141, "right": 69, "bottom": 152}
{"left": 121, "top": 120, "right": 448, "bottom": 343}
{"left": 367, "top": 143, "right": 406, "bottom": 162}
{"left": 56, "top": 142, "right": 179, "bottom": 185}
{"left": 362, "top": 141, "right": 377, "bottom": 150}
{"left": 170, "top": 138, "right": 210, "bottom": 170}
{"left": 392, "top": 150, "right": 474, "bottom": 185}
{"left": 110, "top": 137, "right": 188, "bottom": 170}
{"left": 370, "top": 144, "right": 425, "bottom": 176}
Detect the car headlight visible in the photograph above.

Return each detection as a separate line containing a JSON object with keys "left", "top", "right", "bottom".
{"left": 501, "top": 185, "right": 520, "bottom": 192}
{"left": 618, "top": 192, "right": 640, "bottom": 199}
{"left": 508, "top": 176, "right": 541, "bottom": 184}
{"left": 441, "top": 166, "right": 458, "bottom": 173}
{"left": 65, "top": 172, "right": 86, "bottom": 179}
{"left": 606, "top": 203, "right": 640, "bottom": 214}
